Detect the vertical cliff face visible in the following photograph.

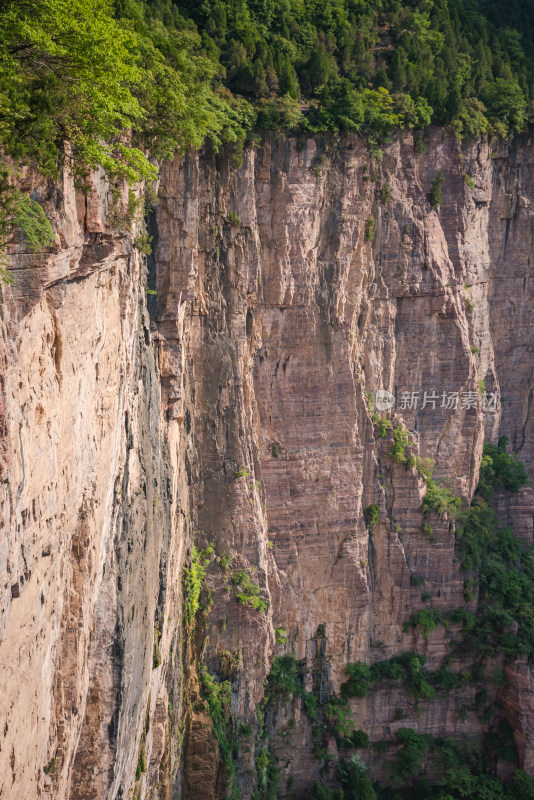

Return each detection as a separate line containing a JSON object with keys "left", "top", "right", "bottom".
{"left": 153, "top": 130, "right": 534, "bottom": 797}
{"left": 0, "top": 130, "right": 533, "bottom": 800}
{"left": 0, "top": 169, "right": 186, "bottom": 800}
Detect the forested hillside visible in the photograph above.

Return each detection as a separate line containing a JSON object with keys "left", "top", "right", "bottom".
{"left": 2, "top": 0, "right": 533, "bottom": 282}
{"left": 1, "top": 0, "right": 534, "bottom": 185}
{"left": 169, "top": 0, "right": 534, "bottom": 137}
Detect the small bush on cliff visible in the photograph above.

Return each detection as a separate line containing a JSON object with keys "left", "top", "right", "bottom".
{"left": 262, "top": 655, "right": 317, "bottom": 723}
{"left": 477, "top": 438, "right": 527, "bottom": 498}
{"left": 416, "top": 457, "right": 435, "bottom": 480}
{"left": 230, "top": 568, "right": 267, "bottom": 613}
{"left": 403, "top": 609, "right": 444, "bottom": 637}
{"left": 509, "top": 770, "right": 534, "bottom": 799}
{"left": 352, "top": 730, "right": 370, "bottom": 749}
{"left": 0, "top": 180, "right": 54, "bottom": 284}
{"left": 265, "top": 655, "right": 300, "bottom": 699}
{"left": 152, "top": 624, "right": 162, "bottom": 668}
{"left": 368, "top": 653, "right": 437, "bottom": 702}
{"left": 428, "top": 171, "right": 445, "bottom": 210}
{"left": 310, "top": 781, "right": 343, "bottom": 800}
{"left": 43, "top": 758, "right": 56, "bottom": 775}
{"left": 421, "top": 479, "right": 461, "bottom": 518}
{"left": 393, "top": 728, "right": 430, "bottom": 777}
{"left": 414, "top": 135, "right": 426, "bottom": 154}
{"left": 274, "top": 627, "right": 287, "bottom": 645}
{"left": 134, "top": 232, "right": 152, "bottom": 255}
{"left": 325, "top": 697, "right": 355, "bottom": 742}
{"left": 341, "top": 661, "right": 372, "bottom": 698}
{"left": 365, "top": 217, "right": 376, "bottom": 242}
{"left": 183, "top": 543, "right": 214, "bottom": 627}
{"left": 255, "top": 744, "right": 280, "bottom": 800}
{"left": 380, "top": 183, "right": 392, "bottom": 204}
{"left": 463, "top": 174, "right": 476, "bottom": 190}
{"left": 389, "top": 425, "right": 411, "bottom": 465}
{"left": 375, "top": 417, "right": 392, "bottom": 438}
{"left": 135, "top": 742, "right": 146, "bottom": 780}
{"left": 235, "top": 464, "right": 250, "bottom": 477}
{"left": 338, "top": 755, "right": 377, "bottom": 800}
{"left": 227, "top": 211, "right": 242, "bottom": 227}
{"left": 365, "top": 504, "right": 380, "bottom": 526}
{"left": 199, "top": 668, "right": 240, "bottom": 793}
{"left": 420, "top": 522, "right": 435, "bottom": 541}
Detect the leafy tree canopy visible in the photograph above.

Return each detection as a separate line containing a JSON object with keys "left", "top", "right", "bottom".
{"left": 1, "top": 0, "right": 534, "bottom": 282}
{"left": 1, "top": 0, "right": 533, "bottom": 185}
{"left": 169, "top": 0, "right": 534, "bottom": 138}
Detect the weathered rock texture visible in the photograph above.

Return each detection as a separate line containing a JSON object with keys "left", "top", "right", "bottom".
{"left": 0, "top": 168, "right": 186, "bottom": 800}
{"left": 0, "top": 129, "right": 533, "bottom": 799}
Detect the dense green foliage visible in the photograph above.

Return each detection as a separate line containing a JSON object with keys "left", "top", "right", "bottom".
{"left": 365, "top": 504, "right": 380, "bottom": 526}
{"left": 477, "top": 436, "right": 528, "bottom": 497}
{"left": 377, "top": 768, "right": 534, "bottom": 800}
{"left": 1, "top": 0, "right": 533, "bottom": 187}
{"left": 2, "top": 0, "right": 534, "bottom": 279}
{"left": 324, "top": 439, "right": 533, "bottom": 799}
{"left": 340, "top": 651, "right": 482, "bottom": 705}
{"left": 0, "top": 0, "right": 247, "bottom": 180}
{"left": 0, "top": 0, "right": 252, "bottom": 275}
{"left": 0, "top": 170, "right": 54, "bottom": 283}
{"left": 252, "top": 656, "right": 318, "bottom": 800}
{"left": 263, "top": 655, "right": 317, "bottom": 719}
{"left": 230, "top": 568, "right": 268, "bottom": 612}
{"left": 428, "top": 169, "right": 445, "bottom": 208}
{"left": 404, "top": 440, "right": 533, "bottom": 661}
{"left": 254, "top": 745, "right": 279, "bottom": 800}
{"left": 389, "top": 424, "right": 412, "bottom": 464}
{"left": 454, "top": 452, "right": 534, "bottom": 659}
{"left": 311, "top": 756, "right": 376, "bottom": 800}
{"left": 172, "top": 0, "right": 534, "bottom": 139}
{"left": 199, "top": 668, "right": 242, "bottom": 799}
{"left": 421, "top": 478, "right": 462, "bottom": 517}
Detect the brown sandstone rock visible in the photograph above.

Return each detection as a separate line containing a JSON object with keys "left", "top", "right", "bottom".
{"left": 0, "top": 131, "right": 533, "bottom": 799}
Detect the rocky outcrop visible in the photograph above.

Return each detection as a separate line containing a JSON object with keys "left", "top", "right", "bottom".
{"left": 0, "top": 129, "right": 533, "bottom": 799}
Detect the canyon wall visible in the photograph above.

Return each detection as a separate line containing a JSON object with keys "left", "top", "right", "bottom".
{"left": 0, "top": 129, "right": 533, "bottom": 799}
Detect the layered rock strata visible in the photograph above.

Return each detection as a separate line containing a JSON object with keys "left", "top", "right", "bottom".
{"left": 0, "top": 129, "right": 533, "bottom": 799}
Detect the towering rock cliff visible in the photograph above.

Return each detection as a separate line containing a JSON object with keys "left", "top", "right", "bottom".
{"left": 1, "top": 129, "right": 533, "bottom": 799}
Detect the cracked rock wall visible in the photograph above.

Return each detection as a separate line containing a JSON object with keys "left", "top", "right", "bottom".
{"left": 0, "top": 129, "right": 533, "bottom": 799}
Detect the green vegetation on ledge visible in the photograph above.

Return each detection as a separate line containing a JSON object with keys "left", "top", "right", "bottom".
{"left": 183, "top": 543, "right": 214, "bottom": 627}
{"left": 263, "top": 438, "right": 533, "bottom": 800}
{"left": 2, "top": 0, "right": 534, "bottom": 280}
